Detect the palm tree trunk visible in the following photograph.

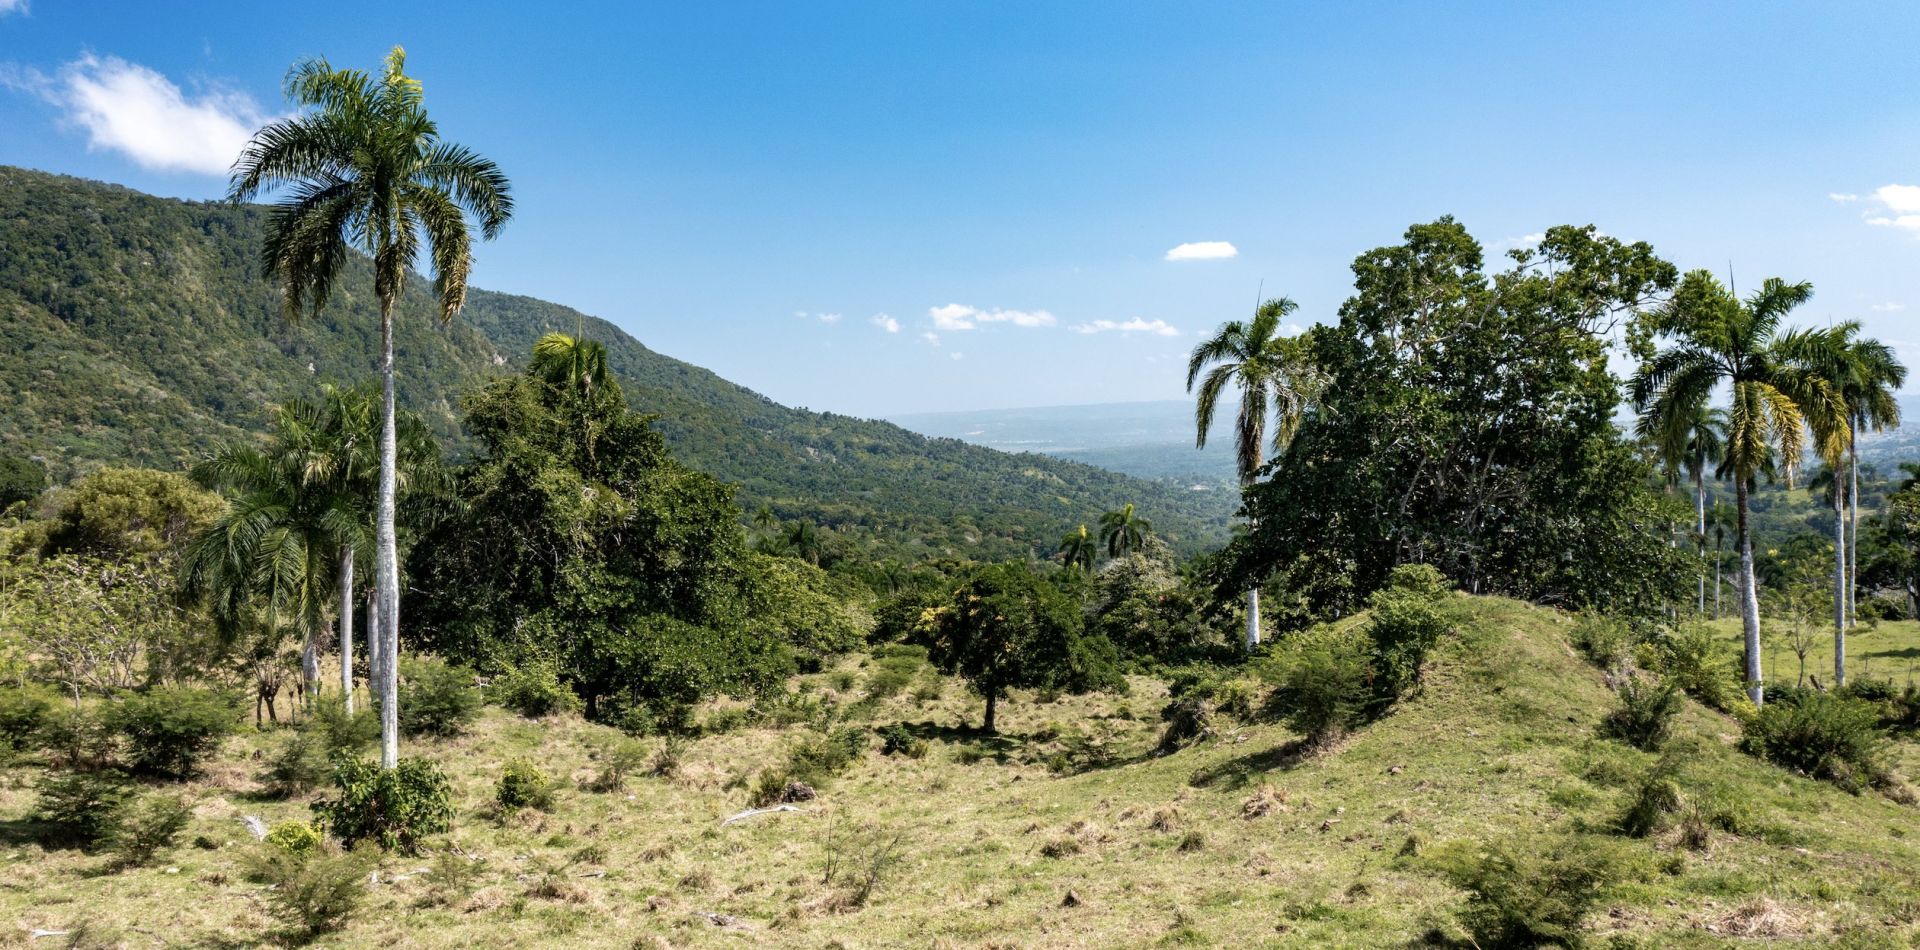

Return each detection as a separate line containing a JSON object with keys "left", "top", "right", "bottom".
{"left": 376, "top": 295, "right": 401, "bottom": 769}
{"left": 1714, "top": 543, "right": 1722, "bottom": 619}
{"left": 1246, "top": 588, "right": 1261, "bottom": 651}
{"left": 1834, "top": 479, "right": 1847, "bottom": 687}
{"left": 338, "top": 547, "right": 355, "bottom": 714}
{"left": 1737, "top": 479, "right": 1764, "bottom": 706}
{"left": 1695, "top": 469, "right": 1707, "bottom": 615}
{"left": 1849, "top": 431, "right": 1860, "bottom": 627}
{"left": 301, "top": 630, "right": 320, "bottom": 705}
{"left": 365, "top": 581, "right": 380, "bottom": 698}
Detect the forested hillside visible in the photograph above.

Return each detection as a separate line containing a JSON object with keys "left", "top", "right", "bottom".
{"left": 0, "top": 166, "right": 1231, "bottom": 558}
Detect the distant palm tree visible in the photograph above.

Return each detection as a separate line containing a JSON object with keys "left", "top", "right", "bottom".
{"left": 785, "top": 520, "right": 823, "bottom": 566}
{"left": 531, "top": 332, "right": 618, "bottom": 401}
{"left": 1632, "top": 273, "right": 1848, "bottom": 705}
{"left": 1707, "top": 499, "right": 1736, "bottom": 618}
{"left": 1058, "top": 524, "right": 1097, "bottom": 573}
{"left": 231, "top": 47, "right": 512, "bottom": 767}
{"left": 1833, "top": 328, "right": 1906, "bottom": 628}
{"left": 1639, "top": 402, "right": 1725, "bottom": 614}
{"left": 1188, "top": 298, "right": 1327, "bottom": 650}
{"left": 1098, "top": 503, "right": 1151, "bottom": 558}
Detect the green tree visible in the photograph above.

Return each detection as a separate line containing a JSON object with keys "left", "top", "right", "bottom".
{"left": 1639, "top": 402, "right": 1723, "bottom": 614}
{"left": 911, "top": 562, "right": 1122, "bottom": 733}
{"left": 1188, "top": 297, "right": 1328, "bottom": 650}
{"left": 30, "top": 468, "right": 221, "bottom": 558}
{"left": 1097, "top": 503, "right": 1151, "bottom": 559}
{"left": 0, "top": 454, "right": 46, "bottom": 515}
{"left": 1057, "top": 524, "right": 1097, "bottom": 574}
{"left": 529, "top": 332, "right": 616, "bottom": 402}
{"left": 1832, "top": 328, "right": 1904, "bottom": 629}
{"left": 231, "top": 46, "right": 512, "bottom": 767}
{"left": 1631, "top": 272, "right": 1849, "bottom": 704}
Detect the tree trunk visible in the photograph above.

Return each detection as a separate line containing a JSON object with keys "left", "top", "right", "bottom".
{"left": 338, "top": 547, "right": 355, "bottom": 714}
{"left": 1714, "top": 540, "right": 1723, "bottom": 619}
{"left": 1245, "top": 588, "right": 1261, "bottom": 651}
{"left": 1849, "top": 430, "right": 1860, "bottom": 627}
{"left": 377, "top": 295, "right": 402, "bottom": 769}
{"left": 366, "top": 582, "right": 381, "bottom": 695}
{"left": 1695, "top": 469, "right": 1707, "bottom": 615}
{"left": 982, "top": 688, "right": 997, "bottom": 734}
{"left": 301, "top": 631, "right": 320, "bottom": 704}
{"left": 1737, "top": 479, "right": 1764, "bottom": 706}
{"left": 1834, "top": 478, "right": 1847, "bottom": 687}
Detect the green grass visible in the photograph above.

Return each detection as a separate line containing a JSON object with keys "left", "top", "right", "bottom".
{"left": 6, "top": 598, "right": 1920, "bottom": 946}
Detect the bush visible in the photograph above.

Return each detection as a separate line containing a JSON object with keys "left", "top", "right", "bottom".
{"left": 265, "top": 732, "right": 334, "bottom": 797}
{"left": 784, "top": 726, "right": 868, "bottom": 786}
{"left": 1616, "top": 759, "right": 1685, "bottom": 838}
{"left": 495, "top": 759, "right": 555, "bottom": 811}
{"left": 1263, "top": 625, "right": 1372, "bottom": 747}
{"left": 312, "top": 755, "right": 454, "bottom": 854}
{"left": 878, "top": 723, "right": 927, "bottom": 758}
{"left": 34, "top": 769, "right": 134, "bottom": 848}
{"left": 35, "top": 705, "right": 115, "bottom": 770}
{"left": 586, "top": 736, "right": 650, "bottom": 792}
{"left": 1570, "top": 614, "right": 1637, "bottom": 668}
{"left": 490, "top": 660, "right": 582, "bottom": 718}
{"left": 1431, "top": 833, "right": 1633, "bottom": 948}
{"left": 265, "top": 820, "right": 323, "bottom": 857}
{"left": 1156, "top": 695, "right": 1213, "bottom": 753}
{"left": 1638, "top": 623, "right": 1739, "bottom": 712}
{"left": 1366, "top": 569, "right": 1455, "bottom": 702}
{"left": 307, "top": 694, "right": 379, "bottom": 752}
{"left": 0, "top": 684, "right": 57, "bottom": 750}
{"left": 105, "top": 794, "right": 192, "bottom": 867}
{"left": 1601, "top": 677, "right": 1682, "bottom": 751}
{"left": 397, "top": 657, "right": 482, "bottom": 738}
{"left": 1740, "top": 692, "right": 1893, "bottom": 794}
{"left": 247, "top": 842, "right": 378, "bottom": 938}
{"left": 102, "top": 686, "right": 240, "bottom": 780}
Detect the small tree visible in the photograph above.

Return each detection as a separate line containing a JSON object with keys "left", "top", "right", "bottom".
{"left": 911, "top": 563, "right": 1122, "bottom": 732}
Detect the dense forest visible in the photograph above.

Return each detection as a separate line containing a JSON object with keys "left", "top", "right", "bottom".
{"left": 0, "top": 166, "right": 1233, "bottom": 562}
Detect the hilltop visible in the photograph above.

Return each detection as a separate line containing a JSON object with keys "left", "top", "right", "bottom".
{"left": 0, "top": 166, "right": 1233, "bottom": 558}
{"left": 7, "top": 596, "right": 1918, "bottom": 946}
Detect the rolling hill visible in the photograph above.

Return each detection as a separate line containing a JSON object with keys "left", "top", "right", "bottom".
{"left": 0, "top": 166, "right": 1233, "bottom": 559}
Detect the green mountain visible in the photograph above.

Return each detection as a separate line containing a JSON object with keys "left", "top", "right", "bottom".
{"left": 0, "top": 166, "right": 1232, "bottom": 559}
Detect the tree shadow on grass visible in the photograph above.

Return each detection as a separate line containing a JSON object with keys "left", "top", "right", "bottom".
{"left": 1184, "top": 736, "right": 1316, "bottom": 790}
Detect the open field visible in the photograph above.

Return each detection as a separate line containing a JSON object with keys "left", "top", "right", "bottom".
{"left": 4, "top": 598, "right": 1920, "bottom": 948}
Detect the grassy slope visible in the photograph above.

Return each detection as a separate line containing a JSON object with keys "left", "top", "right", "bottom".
{"left": 6, "top": 598, "right": 1920, "bottom": 947}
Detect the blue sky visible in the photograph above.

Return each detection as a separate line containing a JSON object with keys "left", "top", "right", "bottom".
{"left": 2, "top": 1, "right": 1917, "bottom": 417}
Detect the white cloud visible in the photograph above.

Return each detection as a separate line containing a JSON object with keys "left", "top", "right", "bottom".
{"left": 18, "top": 54, "right": 272, "bottom": 175}
{"left": 950, "top": 352, "right": 964, "bottom": 360}
{"left": 927, "top": 303, "right": 1055, "bottom": 330}
{"left": 1164, "top": 240, "right": 1237, "bottom": 262}
{"left": 920, "top": 331, "right": 940, "bottom": 346}
{"left": 0, "top": 0, "right": 26, "bottom": 15}
{"left": 1857, "top": 185, "right": 1920, "bottom": 232}
{"left": 1871, "top": 302, "right": 1907, "bottom": 312}
{"left": 1280, "top": 323, "right": 1307, "bottom": 337}
{"left": 871, "top": 313, "right": 900, "bottom": 333}
{"left": 1072, "top": 317, "right": 1179, "bottom": 336}
{"left": 1830, "top": 192, "right": 1860, "bottom": 203}
{"left": 817, "top": 312, "right": 842, "bottom": 324}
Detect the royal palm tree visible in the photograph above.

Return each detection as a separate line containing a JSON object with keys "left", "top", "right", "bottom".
{"left": 1639, "top": 402, "right": 1725, "bottom": 614}
{"left": 1098, "top": 503, "right": 1151, "bottom": 558}
{"left": 1834, "top": 328, "right": 1905, "bottom": 628}
{"left": 531, "top": 332, "right": 618, "bottom": 402}
{"left": 1632, "top": 272, "right": 1847, "bottom": 705}
{"left": 785, "top": 520, "right": 823, "bottom": 566}
{"left": 1058, "top": 524, "right": 1097, "bottom": 574}
{"left": 231, "top": 47, "right": 512, "bottom": 767}
{"left": 1708, "top": 499, "right": 1735, "bottom": 618}
{"left": 1188, "top": 298, "right": 1327, "bottom": 650}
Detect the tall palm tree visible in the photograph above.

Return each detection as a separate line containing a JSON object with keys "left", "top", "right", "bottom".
{"left": 531, "top": 332, "right": 618, "bottom": 402}
{"left": 1708, "top": 499, "right": 1735, "bottom": 619}
{"left": 785, "top": 520, "right": 823, "bottom": 566}
{"left": 1639, "top": 403, "right": 1725, "bottom": 614}
{"left": 1058, "top": 524, "right": 1097, "bottom": 574}
{"left": 274, "top": 384, "right": 376, "bottom": 712}
{"left": 1632, "top": 272, "right": 1847, "bottom": 705}
{"left": 1188, "top": 298, "right": 1327, "bottom": 651}
{"left": 1098, "top": 503, "right": 1151, "bottom": 558}
{"left": 231, "top": 47, "right": 512, "bottom": 767}
{"left": 1834, "top": 329, "right": 1905, "bottom": 628}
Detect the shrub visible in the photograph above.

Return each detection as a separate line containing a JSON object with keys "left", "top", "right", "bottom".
{"left": 247, "top": 842, "right": 378, "bottom": 938}
{"left": 306, "top": 694, "right": 378, "bottom": 752}
{"left": 35, "top": 705, "right": 115, "bottom": 770}
{"left": 0, "top": 684, "right": 57, "bottom": 750}
{"left": 34, "top": 769, "right": 134, "bottom": 848}
{"left": 1263, "top": 625, "right": 1372, "bottom": 747}
{"left": 495, "top": 759, "right": 555, "bottom": 811}
{"left": 1616, "top": 760, "right": 1685, "bottom": 838}
{"left": 586, "top": 736, "right": 650, "bottom": 792}
{"left": 1156, "top": 695, "right": 1213, "bottom": 754}
{"left": 422, "top": 850, "right": 486, "bottom": 907}
{"left": 105, "top": 794, "right": 192, "bottom": 867}
{"left": 1887, "top": 683, "right": 1920, "bottom": 732}
{"left": 785, "top": 726, "right": 868, "bottom": 786}
{"left": 878, "top": 723, "right": 927, "bottom": 758}
{"left": 1841, "top": 677, "right": 1898, "bottom": 704}
{"left": 397, "top": 657, "right": 482, "bottom": 738}
{"left": 101, "top": 686, "right": 240, "bottom": 780}
{"left": 1570, "top": 614, "right": 1637, "bottom": 668}
{"left": 490, "top": 660, "right": 582, "bottom": 719}
{"left": 1366, "top": 570, "right": 1455, "bottom": 702}
{"left": 265, "top": 820, "right": 323, "bottom": 857}
{"left": 312, "top": 755, "right": 454, "bottom": 854}
{"left": 1601, "top": 678, "right": 1682, "bottom": 751}
{"left": 265, "top": 731, "right": 334, "bottom": 797}
{"left": 1740, "top": 692, "right": 1893, "bottom": 794}
{"left": 1431, "top": 834, "right": 1633, "bottom": 948}
{"left": 1638, "top": 623, "right": 1739, "bottom": 712}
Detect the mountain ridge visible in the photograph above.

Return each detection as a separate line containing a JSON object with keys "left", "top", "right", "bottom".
{"left": 0, "top": 165, "right": 1232, "bottom": 558}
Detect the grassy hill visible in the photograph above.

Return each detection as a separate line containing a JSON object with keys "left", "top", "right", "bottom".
{"left": 7, "top": 596, "right": 1918, "bottom": 946}
{"left": 0, "top": 166, "right": 1233, "bottom": 558}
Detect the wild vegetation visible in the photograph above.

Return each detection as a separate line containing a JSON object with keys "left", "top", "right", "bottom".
{"left": 2, "top": 45, "right": 1920, "bottom": 947}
